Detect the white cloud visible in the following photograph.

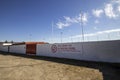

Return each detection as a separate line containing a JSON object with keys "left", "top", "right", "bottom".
{"left": 92, "top": 0, "right": 120, "bottom": 19}
{"left": 71, "top": 29, "right": 120, "bottom": 38}
{"left": 118, "top": 6, "right": 120, "bottom": 12}
{"left": 81, "top": 13, "right": 88, "bottom": 23}
{"left": 92, "top": 9, "right": 103, "bottom": 17}
{"left": 95, "top": 20, "right": 99, "bottom": 24}
{"left": 111, "top": 0, "right": 120, "bottom": 4}
{"left": 64, "top": 16, "right": 78, "bottom": 23}
{"left": 56, "top": 0, "right": 120, "bottom": 29}
{"left": 56, "top": 13, "right": 88, "bottom": 29}
{"left": 104, "top": 4, "right": 118, "bottom": 18}
{"left": 56, "top": 22, "right": 70, "bottom": 29}
{"left": 77, "top": 13, "right": 88, "bottom": 24}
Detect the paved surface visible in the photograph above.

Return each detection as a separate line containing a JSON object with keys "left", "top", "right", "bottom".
{"left": 0, "top": 52, "right": 119, "bottom": 80}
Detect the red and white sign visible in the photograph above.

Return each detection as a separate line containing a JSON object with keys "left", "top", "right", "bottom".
{"left": 51, "top": 45, "right": 57, "bottom": 53}
{"left": 51, "top": 44, "right": 80, "bottom": 53}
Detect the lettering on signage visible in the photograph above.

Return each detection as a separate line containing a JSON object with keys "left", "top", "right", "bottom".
{"left": 51, "top": 44, "right": 80, "bottom": 53}
{"left": 51, "top": 45, "right": 57, "bottom": 53}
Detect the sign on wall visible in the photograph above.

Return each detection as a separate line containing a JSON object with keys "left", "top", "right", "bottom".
{"left": 51, "top": 44, "right": 81, "bottom": 53}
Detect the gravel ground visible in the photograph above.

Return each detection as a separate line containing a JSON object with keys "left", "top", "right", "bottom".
{"left": 0, "top": 52, "right": 119, "bottom": 80}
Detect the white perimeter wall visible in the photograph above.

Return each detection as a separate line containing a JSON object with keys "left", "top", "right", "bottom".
{"left": 37, "top": 43, "right": 83, "bottom": 59}
{"left": 37, "top": 40, "right": 120, "bottom": 63}
{"left": 9, "top": 45, "right": 26, "bottom": 54}
{"left": 1, "top": 40, "right": 120, "bottom": 63}
{"left": 0, "top": 44, "right": 8, "bottom": 52}
{"left": 83, "top": 41, "right": 120, "bottom": 63}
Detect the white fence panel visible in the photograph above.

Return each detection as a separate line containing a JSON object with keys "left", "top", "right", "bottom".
{"left": 9, "top": 45, "right": 26, "bottom": 54}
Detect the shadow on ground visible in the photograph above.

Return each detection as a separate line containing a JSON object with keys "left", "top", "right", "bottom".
{"left": 0, "top": 52, "right": 120, "bottom": 80}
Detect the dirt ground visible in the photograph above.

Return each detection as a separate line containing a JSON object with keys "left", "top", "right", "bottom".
{"left": 0, "top": 52, "right": 119, "bottom": 80}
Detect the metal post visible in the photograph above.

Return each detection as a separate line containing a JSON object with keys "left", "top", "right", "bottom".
{"left": 61, "top": 32, "right": 63, "bottom": 43}
{"left": 108, "top": 34, "right": 110, "bottom": 40}
{"left": 52, "top": 21, "right": 54, "bottom": 43}
{"left": 119, "top": 32, "right": 120, "bottom": 40}
{"left": 87, "top": 36, "right": 89, "bottom": 42}
{"left": 29, "top": 34, "right": 32, "bottom": 41}
{"left": 80, "top": 12, "right": 84, "bottom": 54}
{"left": 81, "top": 13, "right": 84, "bottom": 42}
{"left": 71, "top": 35, "right": 73, "bottom": 43}
{"left": 97, "top": 36, "right": 99, "bottom": 41}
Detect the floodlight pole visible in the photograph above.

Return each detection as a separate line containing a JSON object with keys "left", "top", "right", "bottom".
{"left": 52, "top": 21, "right": 54, "bottom": 43}
{"left": 80, "top": 12, "right": 84, "bottom": 54}
{"left": 119, "top": 32, "right": 120, "bottom": 37}
{"left": 97, "top": 36, "right": 99, "bottom": 41}
{"left": 71, "top": 35, "right": 73, "bottom": 43}
{"left": 29, "top": 34, "right": 32, "bottom": 41}
{"left": 108, "top": 34, "right": 110, "bottom": 40}
{"left": 81, "top": 12, "right": 84, "bottom": 42}
{"left": 61, "top": 32, "right": 63, "bottom": 43}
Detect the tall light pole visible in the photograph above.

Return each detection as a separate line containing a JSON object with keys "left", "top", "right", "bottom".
{"left": 87, "top": 36, "right": 89, "bottom": 42}
{"left": 52, "top": 21, "right": 54, "bottom": 43}
{"left": 107, "top": 34, "right": 110, "bottom": 40}
{"left": 61, "top": 32, "right": 63, "bottom": 43}
{"left": 80, "top": 12, "right": 84, "bottom": 54}
{"left": 118, "top": 32, "right": 120, "bottom": 36}
{"left": 97, "top": 35, "right": 99, "bottom": 41}
{"left": 81, "top": 12, "right": 84, "bottom": 42}
{"left": 119, "top": 32, "right": 120, "bottom": 40}
{"left": 29, "top": 34, "right": 32, "bottom": 41}
{"left": 71, "top": 35, "right": 73, "bottom": 43}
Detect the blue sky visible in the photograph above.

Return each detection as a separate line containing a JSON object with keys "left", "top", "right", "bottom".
{"left": 0, "top": 0, "right": 120, "bottom": 43}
